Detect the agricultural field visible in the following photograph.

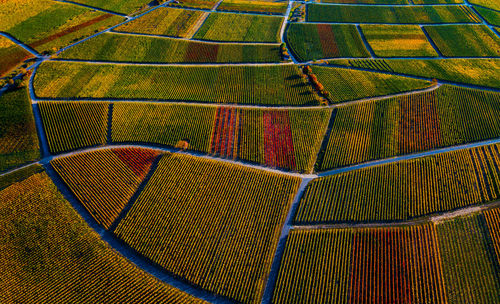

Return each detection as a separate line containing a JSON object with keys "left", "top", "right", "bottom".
{"left": 0, "top": 171, "right": 206, "bottom": 303}
{"left": 67, "top": 0, "right": 150, "bottom": 15}
{"left": 0, "top": 0, "right": 123, "bottom": 53}
{"left": 217, "top": 0, "right": 288, "bottom": 15}
{"left": 113, "top": 153, "right": 301, "bottom": 303}
{"left": 424, "top": 25, "right": 500, "bottom": 57}
{"left": 33, "top": 62, "right": 317, "bottom": 105}
{"left": 169, "top": 0, "right": 219, "bottom": 9}
{"left": 286, "top": 23, "right": 370, "bottom": 61}
{"left": 296, "top": 144, "right": 500, "bottom": 223}
{"left": 113, "top": 7, "right": 206, "bottom": 38}
{"left": 436, "top": 214, "right": 500, "bottom": 303}
{"left": 311, "top": 66, "right": 432, "bottom": 103}
{"left": 0, "top": 36, "right": 34, "bottom": 77}
{"left": 59, "top": 33, "right": 282, "bottom": 63}
{"left": 273, "top": 225, "right": 446, "bottom": 304}
{"left": 0, "top": 87, "right": 39, "bottom": 172}
{"left": 360, "top": 25, "right": 438, "bottom": 57}
{"left": 39, "top": 101, "right": 109, "bottom": 153}
{"left": 193, "top": 13, "right": 284, "bottom": 42}
{"left": 318, "top": 85, "right": 500, "bottom": 170}
{"left": 2, "top": 0, "right": 500, "bottom": 301}
{"left": 306, "top": 4, "right": 481, "bottom": 23}
{"left": 474, "top": 6, "right": 500, "bottom": 26}
{"left": 321, "top": 0, "right": 408, "bottom": 3}
{"left": 331, "top": 58, "right": 500, "bottom": 88}
{"left": 51, "top": 148, "right": 160, "bottom": 229}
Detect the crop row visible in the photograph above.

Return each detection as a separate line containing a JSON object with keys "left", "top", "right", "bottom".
{"left": 275, "top": 213, "right": 500, "bottom": 303}
{"left": 217, "top": 0, "right": 288, "bottom": 15}
{"left": 484, "top": 207, "right": 500, "bottom": 263}
{"left": 0, "top": 171, "right": 205, "bottom": 303}
{"left": 114, "top": 7, "right": 206, "bottom": 37}
{"left": 51, "top": 148, "right": 157, "bottom": 229}
{"left": 319, "top": 85, "right": 500, "bottom": 170}
{"left": 273, "top": 224, "right": 445, "bottom": 304}
{"left": 286, "top": 23, "right": 369, "bottom": 61}
{"left": 331, "top": 58, "right": 500, "bottom": 89}
{"left": 34, "top": 62, "right": 317, "bottom": 105}
{"left": 311, "top": 66, "right": 431, "bottom": 104}
{"left": 113, "top": 152, "right": 301, "bottom": 303}
{"left": 297, "top": 144, "right": 500, "bottom": 223}
{"left": 60, "top": 33, "right": 282, "bottom": 63}
{"left": 306, "top": 4, "right": 481, "bottom": 24}
{"left": 39, "top": 101, "right": 109, "bottom": 154}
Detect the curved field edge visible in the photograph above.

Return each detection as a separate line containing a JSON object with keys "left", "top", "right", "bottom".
{"left": 0, "top": 170, "right": 207, "bottom": 303}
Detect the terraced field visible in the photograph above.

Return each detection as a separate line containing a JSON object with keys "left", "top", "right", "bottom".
{"left": 1, "top": 0, "right": 500, "bottom": 302}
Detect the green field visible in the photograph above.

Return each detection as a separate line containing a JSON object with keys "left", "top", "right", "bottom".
{"left": 312, "top": 66, "right": 431, "bottom": 103}
{"left": 332, "top": 58, "right": 500, "bottom": 88}
{"left": 0, "top": 0, "right": 122, "bottom": 53}
{"left": 34, "top": 62, "right": 318, "bottom": 105}
{"left": 286, "top": 23, "right": 369, "bottom": 61}
{"left": 413, "top": 0, "right": 463, "bottom": 3}
{"left": 425, "top": 25, "right": 500, "bottom": 57}
{"left": 474, "top": 6, "right": 500, "bottom": 26}
{"left": 39, "top": 101, "right": 109, "bottom": 153}
{"left": 0, "top": 171, "right": 205, "bottom": 303}
{"left": 68, "top": 0, "right": 149, "bottom": 14}
{"left": 217, "top": 0, "right": 288, "bottom": 14}
{"left": 318, "top": 85, "right": 500, "bottom": 170}
{"left": 297, "top": 144, "right": 500, "bottom": 223}
{"left": 0, "top": 87, "right": 39, "bottom": 172}
{"left": 306, "top": 4, "right": 481, "bottom": 23}
{"left": 437, "top": 215, "right": 500, "bottom": 303}
{"left": 469, "top": 0, "right": 500, "bottom": 10}
{"left": 321, "top": 0, "right": 408, "bottom": 3}
{"left": 59, "top": 33, "right": 282, "bottom": 63}
{"left": 113, "top": 7, "right": 206, "bottom": 37}
{"left": 194, "top": 12, "right": 283, "bottom": 42}
{"left": 361, "top": 25, "right": 438, "bottom": 57}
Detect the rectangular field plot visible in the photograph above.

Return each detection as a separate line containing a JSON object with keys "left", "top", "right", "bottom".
{"left": 0, "top": 0, "right": 123, "bottom": 53}
{"left": 39, "top": 101, "right": 109, "bottom": 153}
{"left": 361, "top": 25, "right": 438, "bottom": 57}
{"left": 424, "top": 25, "right": 500, "bottom": 57}
{"left": 312, "top": 66, "right": 431, "bottom": 103}
{"left": 51, "top": 148, "right": 160, "bottom": 229}
{"left": 193, "top": 12, "right": 284, "bottom": 42}
{"left": 437, "top": 215, "right": 500, "bottom": 303}
{"left": 332, "top": 58, "right": 500, "bottom": 88}
{"left": 413, "top": 0, "right": 463, "bottom": 3}
{"left": 217, "top": 108, "right": 331, "bottom": 172}
{"left": 469, "top": 0, "right": 500, "bottom": 10}
{"left": 321, "top": 0, "right": 409, "bottom": 3}
{"left": 169, "top": 0, "right": 219, "bottom": 9}
{"left": 59, "top": 33, "right": 281, "bottom": 63}
{"left": 0, "top": 87, "right": 39, "bottom": 172}
{"left": 113, "top": 153, "right": 301, "bottom": 304}
{"left": 112, "top": 103, "right": 216, "bottom": 153}
{"left": 34, "top": 62, "right": 317, "bottom": 105}
{"left": 0, "top": 171, "right": 204, "bottom": 303}
{"left": 286, "top": 23, "right": 369, "bottom": 61}
{"left": 0, "top": 36, "right": 34, "bottom": 77}
{"left": 65, "top": 0, "right": 148, "bottom": 14}
{"left": 113, "top": 7, "right": 206, "bottom": 38}
{"left": 306, "top": 4, "right": 481, "bottom": 24}
{"left": 273, "top": 225, "right": 445, "bottom": 304}
{"left": 217, "top": 0, "right": 288, "bottom": 15}
{"left": 318, "top": 85, "right": 500, "bottom": 170}
{"left": 296, "top": 144, "right": 500, "bottom": 223}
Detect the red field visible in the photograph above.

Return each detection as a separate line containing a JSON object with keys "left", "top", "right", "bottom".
{"left": 263, "top": 110, "right": 296, "bottom": 170}
{"left": 317, "top": 24, "right": 340, "bottom": 58}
